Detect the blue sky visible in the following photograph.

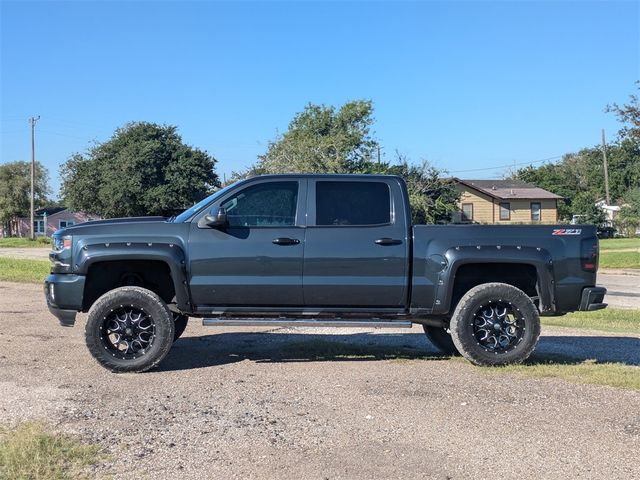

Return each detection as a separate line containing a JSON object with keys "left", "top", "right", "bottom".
{"left": 1, "top": 0, "right": 638, "bottom": 198}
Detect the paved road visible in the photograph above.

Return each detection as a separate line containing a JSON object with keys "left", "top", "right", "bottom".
{"left": 0, "top": 247, "right": 50, "bottom": 260}
{"left": 0, "top": 281, "right": 638, "bottom": 479}
{"left": 598, "top": 272, "right": 640, "bottom": 310}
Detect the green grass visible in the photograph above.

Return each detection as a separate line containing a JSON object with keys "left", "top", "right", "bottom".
{"left": 599, "top": 237, "right": 640, "bottom": 251}
{"left": 599, "top": 250, "right": 640, "bottom": 268}
{"left": 282, "top": 339, "right": 640, "bottom": 390}
{"left": 542, "top": 308, "right": 640, "bottom": 334}
{"left": 0, "top": 237, "right": 51, "bottom": 248}
{"left": 0, "top": 258, "right": 50, "bottom": 283}
{"left": 475, "top": 309, "right": 640, "bottom": 390}
{"left": 478, "top": 356, "right": 640, "bottom": 390}
{"left": 0, "top": 422, "right": 103, "bottom": 480}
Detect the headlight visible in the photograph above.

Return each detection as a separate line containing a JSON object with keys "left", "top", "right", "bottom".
{"left": 52, "top": 235, "right": 72, "bottom": 252}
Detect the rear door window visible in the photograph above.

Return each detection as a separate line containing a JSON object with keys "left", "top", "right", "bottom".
{"left": 315, "top": 181, "right": 391, "bottom": 226}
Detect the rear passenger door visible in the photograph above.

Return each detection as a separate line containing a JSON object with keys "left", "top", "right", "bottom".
{"left": 303, "top": 179, "right": 409, "bottom": 307}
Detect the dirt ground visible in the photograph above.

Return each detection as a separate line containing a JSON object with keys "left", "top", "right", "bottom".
{"left": 0, "top": 281, "right": 639, "bottom": 480}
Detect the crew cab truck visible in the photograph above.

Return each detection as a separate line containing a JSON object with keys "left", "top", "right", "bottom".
{"left": 44, "top": 174, "right": 607, "bottom": 372}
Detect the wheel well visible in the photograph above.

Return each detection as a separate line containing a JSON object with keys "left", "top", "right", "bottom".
{"left": 451, "top": 263, "right": 538, "bottom": 311}
{"left": 82, "top": 260, "right": 176, "bottom": 311}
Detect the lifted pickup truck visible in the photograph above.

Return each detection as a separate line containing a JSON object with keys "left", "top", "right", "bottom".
{"left": 44, "top": 174, "right": 607, "bottom": 372}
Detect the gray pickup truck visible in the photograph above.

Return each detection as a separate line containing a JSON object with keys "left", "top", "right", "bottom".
{"left": 44, "top": 174, "right": 606, "bottom": 372}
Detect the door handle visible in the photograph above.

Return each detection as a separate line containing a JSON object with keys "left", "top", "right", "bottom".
{"left": 272, "top": 237, "right": 300, "bottom": 246}
{"left": 375, "top": 238, "right": 402, "bottom": 246}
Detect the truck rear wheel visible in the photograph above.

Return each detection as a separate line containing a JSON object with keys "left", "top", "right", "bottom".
{"left": 422, "top": 325, "right": 459, "bottom": 356}
{"left": 85, "top": 287, "right": 175, "bottom": 373}
{"left": 449, "top": 282, "right": 540, "bottom": 366}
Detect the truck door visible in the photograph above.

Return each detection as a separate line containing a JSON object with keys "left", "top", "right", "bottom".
{"left": 303, "top": 178, "right": 409, "bottom": 307}
{"left": 188, "top": 179, "right": 307, "bottom": 307}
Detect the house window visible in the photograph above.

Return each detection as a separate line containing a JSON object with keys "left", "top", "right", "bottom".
{"left": 461, "top": 203, "right": 473, "bottom": 222}
{"left": 33, "top": 220, "right": 45, "bottom": 235}
{"left": 531, "top": 202, "right": 541, "bottom": 222}
{"left": 59, "top": 220, "right": 75, "bottom": 229}
{"left": 499, "top": 202, "right": 511, "bottom": 221}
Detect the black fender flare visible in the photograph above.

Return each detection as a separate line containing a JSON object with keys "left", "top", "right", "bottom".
{"left": 432, "top": 245, "right": 555, "bottom": 315}
{"left": 73, "top": 242, "right": 191, "bottom": 311}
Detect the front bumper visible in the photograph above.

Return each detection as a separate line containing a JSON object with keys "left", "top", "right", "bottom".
{"left": 578, "top": 286, "right": 607, "bottom": 311}
{"left": 44, "top": 274, "right": 85, "bottom": 327}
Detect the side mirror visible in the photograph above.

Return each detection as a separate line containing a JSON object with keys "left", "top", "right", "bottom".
{"left": 199, "top": 207, "right": 228, "bottom": 228}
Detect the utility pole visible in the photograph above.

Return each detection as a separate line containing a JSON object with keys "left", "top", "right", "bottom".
{"left": 601, "top": 128, "right": 611, "bottom": 206}
{"left": 29, "top": 115, "right": 40, "bottom": 240}
{"left": 377, "top": 146, "right": 382, "bottom": 164}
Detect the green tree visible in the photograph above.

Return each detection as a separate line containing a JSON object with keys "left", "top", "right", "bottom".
{"left": 0, "top": 161, "right": 50, "bottom": 236}
{"left": 514, "top": 83, "right": 640, "bottom": 225}
{"left": 254, "top": 101, "right": 460, "bottom": 224}
{"left": 61, "top": 122, "right": 219, "bottom": 218}
{"left": 354, "top": 154, "right": 460, "bottom": 224}
{"left": 257, "top": 100, "right": 378, "bottom": 174}
{"left": 606, "top": 81, "right": 640, "bottom": 141}
{"left": 617, "top": 188, "right": 640, "bottom": 237}
{"left": 514, "top": 140, "right": 640, "bottom": 222}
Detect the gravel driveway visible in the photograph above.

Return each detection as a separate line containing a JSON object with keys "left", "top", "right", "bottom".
{"left": 0, "top": 281, "right": 638, "bottom": 479}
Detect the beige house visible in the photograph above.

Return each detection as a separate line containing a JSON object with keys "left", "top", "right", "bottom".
{"left": 452, "top": 179, "right": 562, "bottom": 224}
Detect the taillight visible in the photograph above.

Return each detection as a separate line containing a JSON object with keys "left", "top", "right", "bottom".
{"left": 580, "top": 238, "right": 598, "bottom": 272}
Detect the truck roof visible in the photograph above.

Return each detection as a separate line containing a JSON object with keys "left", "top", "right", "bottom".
{"left": 242, "top": 173, "right": 404, "bottom": 180}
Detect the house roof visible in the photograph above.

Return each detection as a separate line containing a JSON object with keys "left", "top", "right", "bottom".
{"left": 35, "top": 207, "right": 67, "bottom": 216}
{"left": 455, "top": 178, "right": 563, "bottom": 200}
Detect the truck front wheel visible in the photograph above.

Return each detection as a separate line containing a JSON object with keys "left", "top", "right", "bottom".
{"left": 85, "top": 287, "right": 175, "bottom": 373}
{"left": 449, "top": 282, "right": 540, "bottom": 366}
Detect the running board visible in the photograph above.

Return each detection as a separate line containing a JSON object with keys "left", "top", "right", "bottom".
{"left": 202, "top": 318, "right": 413, "bottom": 329}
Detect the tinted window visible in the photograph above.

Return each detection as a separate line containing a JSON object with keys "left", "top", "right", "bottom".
{"left": 530, "top": 202, "right": 541, "bottom": 221}
{"left": 315, "top": 181, "right": 391, "bottom": 226}
{"left": 461, "top": 203, "right": 473, "bottom": 221}
{"left": 221, "top": 182, "right": 298, "bottom": 227}
{"left": 500, "top": 202, "right": 510, "bottom": 221}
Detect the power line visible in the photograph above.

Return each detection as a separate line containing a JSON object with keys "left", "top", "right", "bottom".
{"left": 448, "top": 155, "right": 563, "bottom": 174}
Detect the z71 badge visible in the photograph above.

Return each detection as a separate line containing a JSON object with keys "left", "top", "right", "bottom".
{"left": 552, "top": 228, "right": 582, "bottom": 236}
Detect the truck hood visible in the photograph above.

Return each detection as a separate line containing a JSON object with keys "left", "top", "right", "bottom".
{"left": 56, "top": 216, "right": 169, "bottom": 236}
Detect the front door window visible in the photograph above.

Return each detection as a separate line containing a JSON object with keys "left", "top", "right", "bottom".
{"left": 221, "top": 182, "right": 298, "bottom": 227}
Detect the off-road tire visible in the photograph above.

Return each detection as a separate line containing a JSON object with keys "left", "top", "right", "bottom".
{"left": 449, "top": 282, "right": 540, "bottom": 366}
{"left": 423, "top": 325, "right": 460, "bottom": 356}
{"left": 173, "top": 313, "right": 189, "bottom": 341}
{"left": 85, "top": 287, "right": 175, "bottom": 373}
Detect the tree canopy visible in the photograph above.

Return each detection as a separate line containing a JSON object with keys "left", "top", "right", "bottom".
{"left": 247, "top": 100, "right": 460, "bottom": 224}
{"left": 515, "top": 83, "right": 640, "bottom": 225}
{"left": 348, "top": 155, "right": 461, "bottom": 225}
{"left": 617, "top": 187, "right": 640, "bottom": 236}
{"left": 61, "top": 122, "right": 219, "bottom": 218}
{"left": 256, "top": 100, "right": 378, "bottom": 174}
{"left": 606, "top": 81, "right": 640, "bottom": 142}
{"left": 0, "top": 161, "right": 50, "bottom": 236}
{"left": 515, "top": 139, "right": 640, "bottom": 222}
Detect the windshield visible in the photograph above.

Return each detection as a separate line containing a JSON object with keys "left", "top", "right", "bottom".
{"left": 172, "top": 183, "right": 237, "bottom": 223}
